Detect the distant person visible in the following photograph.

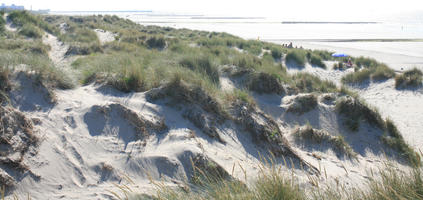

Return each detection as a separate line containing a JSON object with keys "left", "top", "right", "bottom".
{"left": 288, "top": 42, "right": 293, "bottom": 48}
{"left": 347, "top": 57, "right": 353, "bottom": 68}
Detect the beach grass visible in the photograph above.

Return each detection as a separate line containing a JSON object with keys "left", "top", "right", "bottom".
{"left": 395, "top": 68, "right": 423, "bottom": 89}
{"left": 342, "top": 57, "right": 395, "bottom": 84}
{"left": 146, "top": 36, "right": 166, "bottom": 49}
{"left": 0, "top": 11, "right": 5, "bottom": 34}
{"left": 290, "top": 73, "right": 338, "bottom": 93}
{"left": 286, "top": 49, "right": 306, "bottom": 66}
{"left": 0, "top": 44, "right": 73, "bottom": 89}
{"left": 18, "top": 23, "right": 44, "bottom": 38}
{"left": 147, "top": 155, "right": 423, "bottom": 200}
{"left": 7, "top": 10, "right": 58, "bottom": 34}
{"left": 293, "top": 124, "right": 356, "bottom": 158}
{"left": 309, "top": 54, "right": 326, "bottom": 69}
{"left": 271, "top": 47, "right": 283, "bottom": 60}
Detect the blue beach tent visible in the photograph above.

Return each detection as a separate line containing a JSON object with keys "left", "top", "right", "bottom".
{"left": 332, "top": 53, "right": 349, "bottom": 57}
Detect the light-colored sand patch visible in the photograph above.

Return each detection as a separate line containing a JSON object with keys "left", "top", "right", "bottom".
{"left": 42, "top": 33, "right": 70, "bottom": 67}
{"left": 4, "top": 14, "right": 17, "bottom": 32}
{"left": 253, "top": 92, "right": 408, "bottom": 188}
{"left": 94, "top": 29, "right": 116, "bottom": 44}
{"left": 356, "top": 79, "right": 423, "bottom": 149}
{"left": 9, "top": 84, "right": 268, "bottom": 199}
{"left": 220, "top": 75, "right": 236, "bottom": 91}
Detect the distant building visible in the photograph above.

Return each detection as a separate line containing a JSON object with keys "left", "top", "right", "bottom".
{"left": 0, "top": 3, "right": 25, "bottom": 11}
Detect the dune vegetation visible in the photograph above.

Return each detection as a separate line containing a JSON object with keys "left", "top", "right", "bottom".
{"left": 342, "top": 56, "right": 395, "bottom": 84}
{"left": 395, "top": 68, "right": 423, "bottom": 89}
{"left": 131, "top": 157, "right": 423, "bottom": 200}
{"left": 0, "top": 11, "right": 421, "bottom": 200}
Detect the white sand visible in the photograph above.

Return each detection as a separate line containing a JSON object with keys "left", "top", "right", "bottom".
{"left": 10, "top": 83, "right": 270, "bottom": 199}
{"left": 357, "top": 80, "right": 423, "bottom": 149}
{"left": 285, "top": 54, "right": 423, "bottom": 150}
{"left": 94, "top": 29, "right": 116, "bottom": 44}
{"left": 4, "top": 14, "right": 17, "bottom": 32}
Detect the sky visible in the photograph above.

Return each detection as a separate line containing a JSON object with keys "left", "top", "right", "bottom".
{"left": 2, "top": 0, "right": 423, "bottom": 21}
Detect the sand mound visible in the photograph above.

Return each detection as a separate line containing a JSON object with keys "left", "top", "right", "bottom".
{"left": 247, "top": 72, "right": 285, "bottom": 95}
{"left": 286, "top": 94, "right": 318, "bottom": 114}
{"left": 9, "top": 71, "right": 56, "bottom": 111}
{"left": 336, "top": 96, "right": 384, "bottom": 131}
{"left": 293, "top": 125, "right": 356, "bottom": 158}
{"left": 147, "top": 80, "right": 226, "bottom": 143}
{"left": 231, "top": 100, "right": 319, "bottom": 174}
{"left": 84, "top": 103, "right": 167, "bottom": 144}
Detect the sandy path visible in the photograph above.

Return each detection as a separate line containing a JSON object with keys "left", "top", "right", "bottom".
{"left": 42, "top": 33, "right": 70, "bottom": 67}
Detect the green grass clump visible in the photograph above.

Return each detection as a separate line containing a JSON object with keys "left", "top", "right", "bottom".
{"left": 286, "top": 50, "right": 306, "bottom": 66}
{"left": 335, "top": 96, "right": 384, "bottom": 131}
{"left": 224, "top": 89, "right": 256, "bottom": 106}
{"left": 290, "top": 73, "right": 337, "bottom": 93}
{"left": 287, "top": 94, "right": 318, "bottom": 114}
{"left": 294, "top": 125, "right": 356, "bottom": 158}
{"left": 18, "top": 24, "right": 43, "bottom": 38}
{"left": 237, "top": 40, "right": 264, "bottom": 56}
{"left": 371, "top": 64, "right": 395, "bottom": 81}
{"left": 0, "top": 39, "right": 50, "bottom": 55}
{"left": 57, "top": 23, "right": 101, "bottom": 55}
{"left": 363, "top": 166, "right": 423, "bottom": 199}
{"left": 341, "top": 69, "right": 372, "bottom": 84}
{"left": 342, "top": 57, "right": 395, "bottom": 84}
{"left": 310, "top": 49, "right": 334, "bottom": 61}
{"left": 179, "top": 55, "right": 220, "bottom": 84}
{"left": 0, "top": 50, "right": 73, "bottom": 89}
{"left": 146, "top": 36, "right": 166, "bottom": 49}
{"left": 247, "top": 72, "right": 285, "bottom": 94}
{"left": 155, "top": 164, "right": 305, "bottom": 200}
{"left": 395, "top": 68, "right": 423, "bottom": 89}
{"left": 309, "top": 54, "right": 326, "bottom": 69}
{"left": 342, "top": 64, "right": 395, "bottom": 84}
{"left": 59, "top": 27, "right": 99, "bottom": 43}
{"left": 354, "top": 56, "right": 379, "bottom": 68}
{"left": 271, "top": 47, "right": 283, "bottom": 60}
{"left": 230, "top": 53, "right": 261, "bottom": 69}
{"left": 0, "top": 11, "right": 5, "bottom": 34}
{"left": 333, "top": 62, "right": 345, "bottom": 70}
{"left": 66, "top": 42, "right": 103, "bottom": 56}
{"left": 7, "top": 10, "right": 57, "bottom": 34}
{"left": 0, "top": 64, "right": 11, "bottom": 104}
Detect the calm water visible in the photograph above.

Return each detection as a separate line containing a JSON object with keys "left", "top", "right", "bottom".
{"left": 52, "top": 11, "right": 423, "bottom": 40}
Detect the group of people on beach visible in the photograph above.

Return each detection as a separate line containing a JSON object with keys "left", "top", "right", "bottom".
{"left": 281, "top": 42, "right": 303, "bottom": 49}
